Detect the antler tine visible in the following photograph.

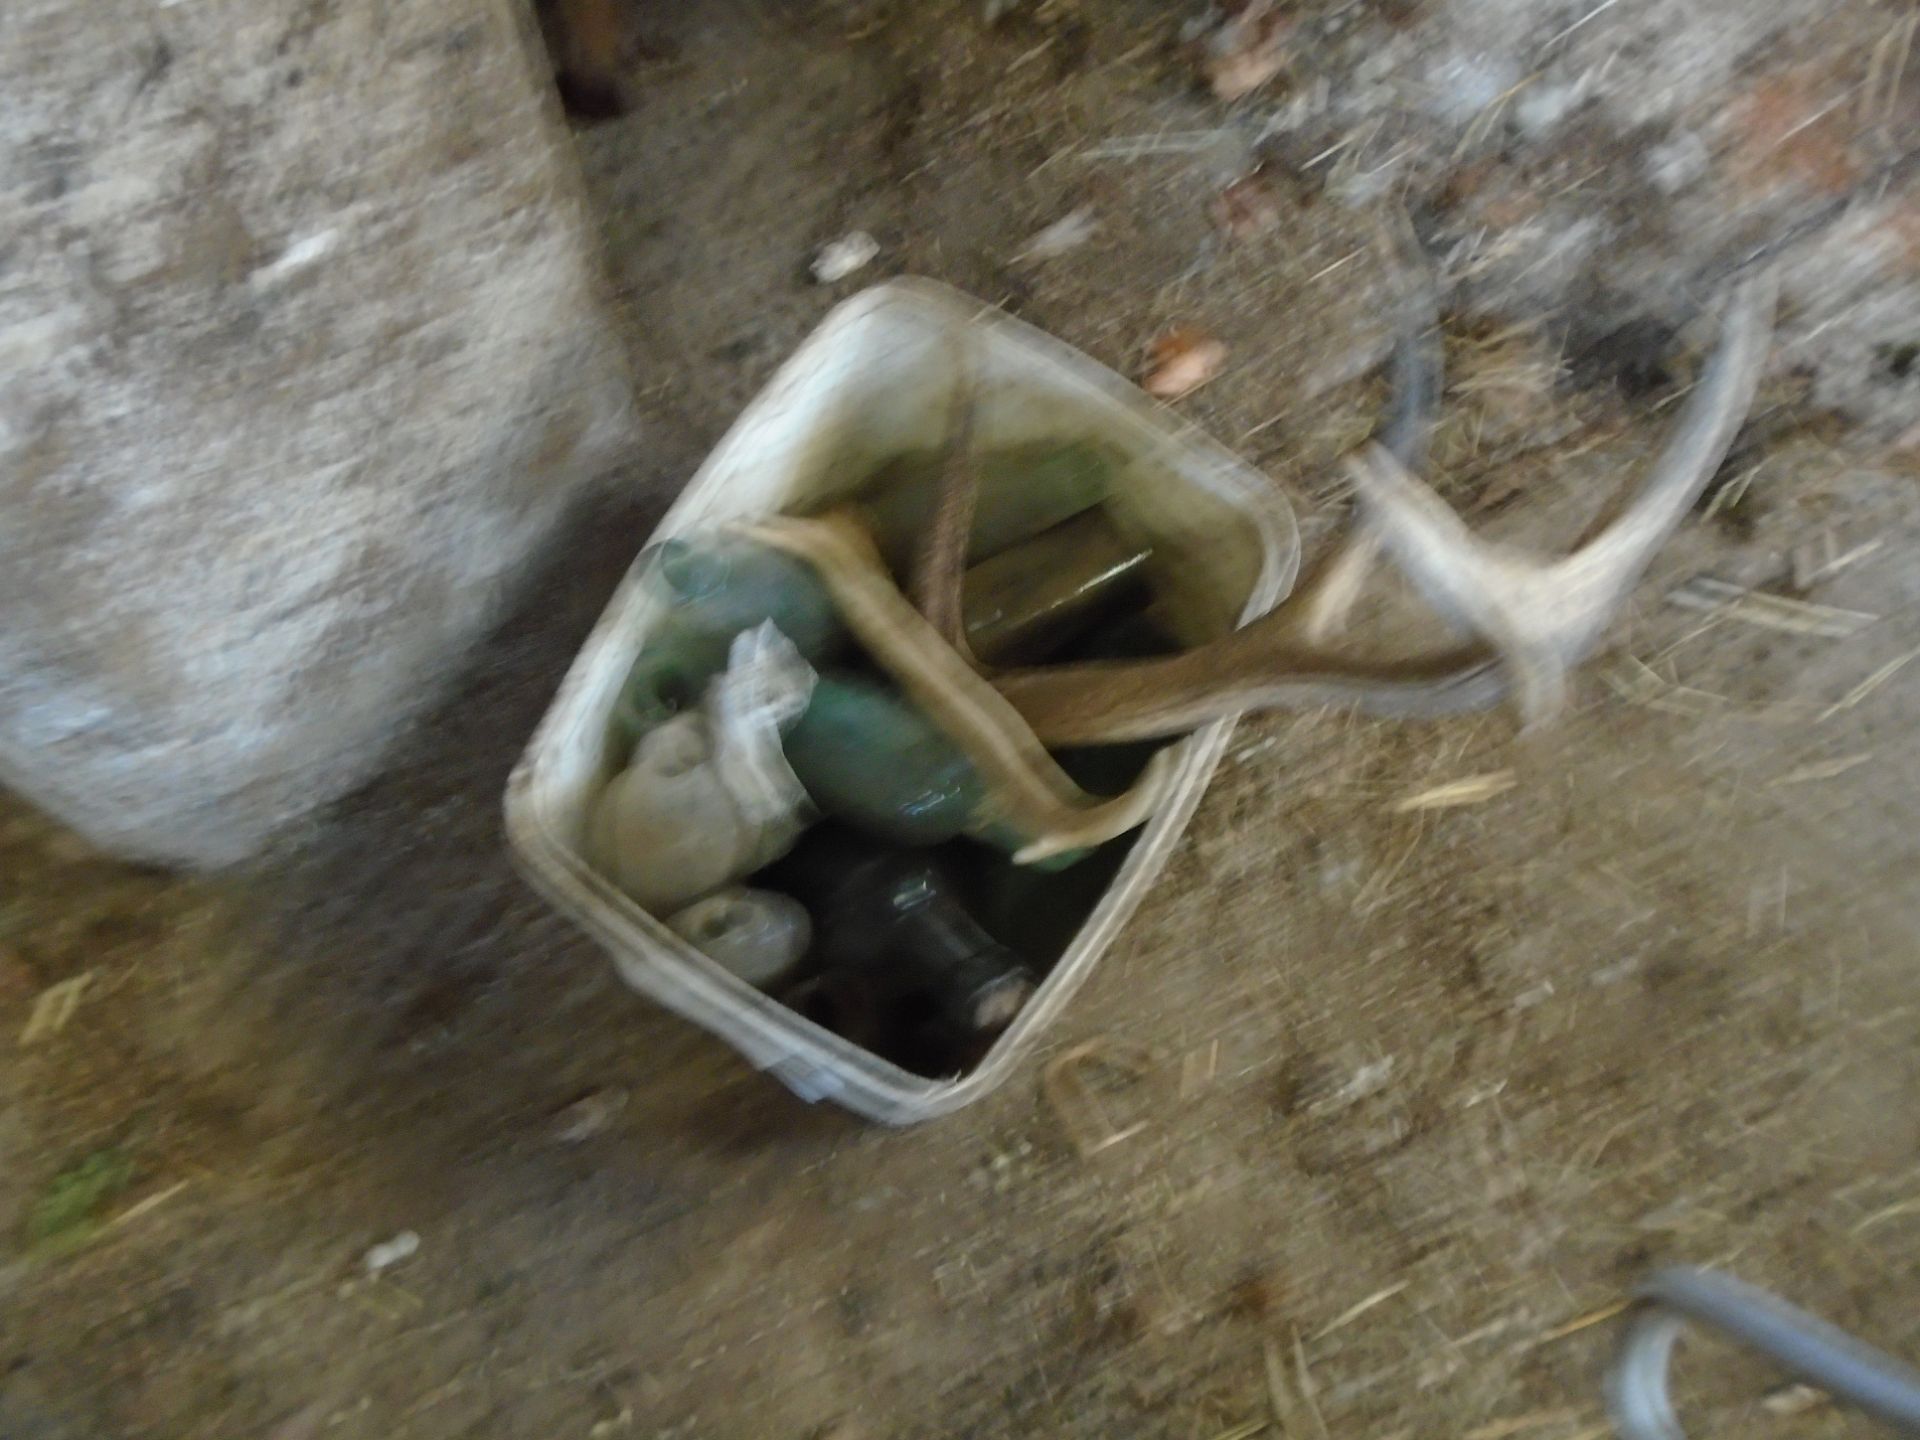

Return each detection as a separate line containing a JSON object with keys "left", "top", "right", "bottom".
{"left": 1374, "top": 203, "right": 1445, "bottom": 478}
{"left": 1290, "top": 529, "right": 1385, "bottom": 646}
{"left": 1345, "top": 268, "right": 1778, "bottom": 726}
{"left": 910, "top": 328, "right": 985, "bottom": 667}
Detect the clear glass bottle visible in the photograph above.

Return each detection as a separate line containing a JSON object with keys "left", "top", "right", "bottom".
{"left": 589, "top": 715, "right": 762, "bottom": 914}
{"left": 666, "top": 886, "right": 812, "bottom": 990}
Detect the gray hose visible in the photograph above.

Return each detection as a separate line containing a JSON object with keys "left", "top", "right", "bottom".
{"left": 1607, "top": 1267, "right": 1920, "bottom": 1439}
{"left": 1374, "top": 204, "right": 1444, "bottom": 474}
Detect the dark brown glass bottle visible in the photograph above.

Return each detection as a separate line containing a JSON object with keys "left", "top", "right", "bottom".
{"left": 961, "top": 509, "right": 1152, "bottom": 665}
{"left": 764, "top": 827, "right": 1036, "bottom": 1073}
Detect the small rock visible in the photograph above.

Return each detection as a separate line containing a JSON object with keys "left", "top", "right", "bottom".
{"left": 1514, "top": 79, "right": 1587, "bottom": 139}
{"left": 1762, "top": 1384, "right": 1827, "bottom": 1417}
{"left": 1330, "top": 156, "right": 1408, "bottom": 206}
{"left": 249, "top": 230, "right": 339, "bottom": 290}
{"left": 1511, "top": 979, "right": 1556, "bottom": 1011}
{"left": 1588, "top": 955, "right": 1643, "bottom": 987}
{"left": 812, "top": 231, "right": 880, "bottom": 284}
{"left": 1142, "top": 327, "right": 1227, "bottom": 400}
{"left": 1309, "top": 1056, "right": 1395, "bottom": 1112}
{"left": 362, "top": 1230, "right": 420, "bottom": 1275}
{"left": 1013, "top": 207, "right": 1098, "bottom": 263}
{"left": 551, "top": 1087, "right": 629, "bottom": 1143}
{"left": 1425, "top": 51, "right": 1524, "bottom": 125}
{"left": 1645, "top": 131, "right": 1711, "bottom": 195}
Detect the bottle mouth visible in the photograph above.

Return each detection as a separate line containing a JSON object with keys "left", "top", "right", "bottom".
{"left": 694, "top": 903, "right": 742, "bottom": 943}
{"left": 638, "top": 539, "right": 732, "bottom": 601}
{"left": 965, "top": 971, "right": 1035, "bottom": 1032}
{"left": 615, "top": 657, "right": 703, "bottom": 743}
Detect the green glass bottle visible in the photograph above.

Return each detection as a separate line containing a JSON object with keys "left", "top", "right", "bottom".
{"left": 611, "top": 537, "right": 849, "bottom": 746}
{"left": 858, "top": 440, "right": 1117, "bottom": 572}
{"left": 613, "top": 504, "right": 1151, "bottom": 745}
{"left": 781, "top": 673, "right": 984, "bottom": 846}
{"left": 782, "top": 672, "right": 1086, "bottom": 868}
{"left": 608, "top": 518, "right": 1156, "bottom": 869}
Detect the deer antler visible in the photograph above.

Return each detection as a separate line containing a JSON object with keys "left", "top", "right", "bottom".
{"left": 989, "top": 267, "right": 1777, "bottom": 744}
{"left": 909, "top": 327, "right": 986, "bottom": 669}
{"left": 1342, "top": 268, "right": 1778, "bottom": 726}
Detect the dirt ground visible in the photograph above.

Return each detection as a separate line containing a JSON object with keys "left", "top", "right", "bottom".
{"left": 4, "top": 2, "right": 1919, "bottom": 1437}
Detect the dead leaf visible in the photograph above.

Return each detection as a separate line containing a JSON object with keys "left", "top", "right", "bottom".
{"left": 20, "top": 971, "right": 92, "bottom": 1045}
{"left": 1198, "top": 0, "right": 1296, "bottom": 101}
{"left": 1212, "top": 169, "right": 1284, "bottom": 240}
{"left": 1144, "top": 328, "right": 1227, "bottom": 399}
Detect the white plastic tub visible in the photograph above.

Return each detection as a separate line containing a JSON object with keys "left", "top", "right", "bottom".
{"left": 505, "top": 278, "right": 1298, "bottom": 1124}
